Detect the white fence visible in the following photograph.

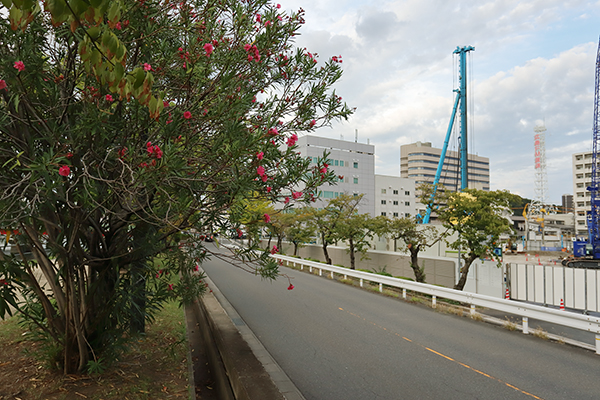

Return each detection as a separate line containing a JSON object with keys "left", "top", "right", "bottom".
{"left": 274, "top": 254, "right": 600, "bottom": 354}
{"left": 509, "top": 263, "right": 600, "bottom": 313}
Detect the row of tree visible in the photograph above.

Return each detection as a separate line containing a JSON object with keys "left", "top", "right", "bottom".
{"left": 246, "top": 188, "right": 514, "bottom": 291}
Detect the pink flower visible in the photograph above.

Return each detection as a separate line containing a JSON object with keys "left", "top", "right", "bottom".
{"left": 256, "top": 14, "right": 262, "bottom": 23}
{"left": 264, "top": 213, "right": 271, "bottom": 223}
{"left": 0, "top": 80, "right": 6, "bottom": 90}
{"left": 204, "top": 43, "right": 214, "bottom": 57}
{"left": 284, "top": 197, "right": 290, "bottom": 204}
{"left": 154, "top": 145, "right": 163, "bottom": 159}
{"left": 143, "top": 63, "right": 152, "bottom": 71}
{"left": 261, "top": 174, "right": 268, "bottom": 182}
{"left": 105, "top": 94, "right": 113, "bottom": 102}
{"left": 276, "top": 4, "right": 281, "bottom": 8}
{"left": 168, "top": 283, "right": 174, "bottom": 291}
{"left": 292, "top": 191, "right": 302, "bottom": 200}
{"left": 309, "top": 119, "right": 316, "bottom": 128}
{"left": 257, "top": 165, "right": 265, "bottom": 176}
{"left": 266, "top": 186, "right": 272, "bottom": 193}
{"left": 265, "top": 20, "right": 272, "bottom": 27}
{"left": 118, "top": 147, "right": 127, "bottom": 158}
{"left": 13, "top": 61, "right": 25, "bottom": 72}
{"left": 115, "top": 21, "right": 122, "bottom": 30}
{"left": 268, "top": 127, "right": 278, "bottom": 136}
{"left": 147, "top": 141, "right": 154, "bottom": 155}
{"left": 194, "top": 264, "right": 199, "bottom": 272}
{"left": 244, "top": 44, "right": 252, "bottom": 51}
{"left": 257, "top": 151, "right": 264, "bottom": 160}
{"left": 163, "top": 100, "right": 170, "bottom": 107}
{"left": 286, "top": 133, "right": 298, "bottom": 147}
{"left": 287, "top": 284, "right": 294, "bottom": 290}
{"left": 58, "top": 165, "right": 71, "bottom": 177}
{"left": 66, "top": 152, "right": 73, "bottom": 158}
{"left": 270, "top": 245, "right": 278, "bottom": 254}
{"left": 183, "top": 111, "right": 192, "bottom": 119}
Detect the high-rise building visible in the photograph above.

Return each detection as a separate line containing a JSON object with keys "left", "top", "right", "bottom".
{"left": 562, "top": 194, "right": 573, "bottom": 214}
{"left": 400, "top": 141, "right": 490, "bottom": 192}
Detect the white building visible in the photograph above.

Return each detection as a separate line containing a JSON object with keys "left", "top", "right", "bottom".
{"left": 296, "top": 135, "right": 376, "bottom": 216}
{"left": 374, "top": 175, "right": 417, "bottom": 218}
{"left": 572, "top": 151, "right": 593, "bottom": 237}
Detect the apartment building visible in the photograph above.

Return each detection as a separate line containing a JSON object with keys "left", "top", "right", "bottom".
{"left": 374, "top": 175, "right": 417, "bottom": 218}
{"left": 400, "top": 141, "right": 490, "bottom": 191}
{"left": 572, "top": 151, "right": 593, "bottom": 237}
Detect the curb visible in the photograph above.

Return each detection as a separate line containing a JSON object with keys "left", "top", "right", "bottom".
{"left": 186, "top": 270, "right": 305, "bottom": 400}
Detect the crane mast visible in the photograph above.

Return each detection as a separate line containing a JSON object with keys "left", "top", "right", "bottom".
{"left": 588, "top": 38, "right": 600, "bottom": 258}
{"left": 422, "top": 45, "right": 474, "bottom": 224}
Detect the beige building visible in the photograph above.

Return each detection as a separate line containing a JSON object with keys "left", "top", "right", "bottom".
{"left": 400, "top": 141, "right": 490, "bottom": 192}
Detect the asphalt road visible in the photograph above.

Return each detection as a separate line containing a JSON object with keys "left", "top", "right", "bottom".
{"left": 202, "top": 248, "right": 600, "bottom": 400}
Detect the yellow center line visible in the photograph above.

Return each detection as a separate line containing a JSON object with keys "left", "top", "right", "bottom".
{"left": 338, "top": 306, "right": 544, "bottom": 400}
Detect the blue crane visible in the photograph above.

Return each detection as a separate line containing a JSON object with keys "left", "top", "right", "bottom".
{"left": 422, "top": 45, "right": 474, "bottom": 224}
{"left": 565, "top": 38, "right": 600, "bottom": 267}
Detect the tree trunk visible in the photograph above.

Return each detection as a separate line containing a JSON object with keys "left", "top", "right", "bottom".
{"left": 293, "top": 242, "right": 298, "bottom": 256}
{"left": 349, "top": 238, "right": 356, "bottom": 269}
{"left": 321, "top": 233, "right": 331, "bottom": 264}
{"left": 454, "top": 254, "right": 478, "bottom": 290}
{"left": 277, "top": 235, "right": 283, "bottom": 252}
{"left": 409, "top": 246, "right": 426, "bottom": 283}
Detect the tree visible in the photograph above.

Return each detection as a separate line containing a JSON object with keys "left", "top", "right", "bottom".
{"left": 381, "top": 217, "right": 446, "bottom": 283}
{"left": 307, "top": 193, "right": 363, "bottom": 265}
{"left": 0, "top": 0, "right": 352, "bottom": 373}
{"left": 284, "top": 208, "right": 314, "bottom": 256}
{"left": 436, "top": 189, "right": 513, "bottom": 290}
{"left": 329, "top": 195, "right": 374, "bottom": 269}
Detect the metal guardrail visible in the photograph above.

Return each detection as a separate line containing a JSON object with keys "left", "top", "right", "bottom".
{"left": 273, "top": 254, "right": 600, "bottom": 354}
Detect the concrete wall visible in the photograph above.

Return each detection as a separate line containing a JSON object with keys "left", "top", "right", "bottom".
{"left": 267, "top": 240, "right": 457, "bottom": 288}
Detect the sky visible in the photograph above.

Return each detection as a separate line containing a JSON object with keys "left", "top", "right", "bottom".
{"left": 277, "top": 0, "right": 600, "bottom": 204}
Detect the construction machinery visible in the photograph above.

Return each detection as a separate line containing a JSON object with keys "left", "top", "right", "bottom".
{"left": 563, "top": 38, "right": 600, "bottom": 267}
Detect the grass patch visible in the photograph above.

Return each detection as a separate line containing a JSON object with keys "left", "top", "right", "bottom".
{"left": 532, "top": 327, "right": 549, "bottom": 340}
{"left": 0, "top": 301, "right": 191, "bottom": 400}
{"left": 503, "top": 318, "right": 518, "bottom": 331}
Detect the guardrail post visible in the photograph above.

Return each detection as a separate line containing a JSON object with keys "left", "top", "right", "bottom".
{"left": 319, "top": 268, "right": 322, "bottom": 276}
{"left": 344, "top": 274, "right": 347, "bottom": 280}
{"left": 331, "top": 271, "right": 334, "bottom": 279}
{"left": 432, "top": 295, "right": 436, "bottom": 308}
{"left": 360, "top": 278, "right": 363, "bottom": 287}
{"left": 596, "top": 334, "right": 600, "bottom": 355}
{"left": 470, "top": 305, "right": 475, "bottom": 316}
{"left": 309, "top": 266, "right": 312, "bottom": 273}
{"left": 522, "top": 317, "right": 529, "bottom": 335}
{"left": 379, "top": 283, "right": 383, "bottom": 292}
{"left": 300, "top": 264, "right": 303, "bottom": 270}
{"left": 402, "top": 288, "right": 406, "bottom": 299}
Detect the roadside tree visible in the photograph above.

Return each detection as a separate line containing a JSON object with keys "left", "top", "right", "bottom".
{"left": 436, "top": 189, "right": 513, "bottom": 290}
{"left": 0, "top": 0, "right": 351, "bottom": 373}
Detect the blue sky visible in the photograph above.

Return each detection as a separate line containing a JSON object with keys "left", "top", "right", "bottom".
{"left": 278, "top": 0, "right": 600, "bottom": 204}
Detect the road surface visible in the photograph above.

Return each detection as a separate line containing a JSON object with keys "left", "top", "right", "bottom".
{"left": 202, "top": 248, "right": 600, "bottom": 400}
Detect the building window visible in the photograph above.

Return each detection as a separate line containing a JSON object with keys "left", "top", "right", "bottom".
{"left": 405, "top": 213, "right": 411, "bottom": 217}
{"left": 381, "top": 200, "right": 386, "bottom": 205}
{"left": 381, "top": 189, "right": 387, "bottom": 194}
{"left": 405, "top": 190, "right": 410, "bottom": 196}
{"left": 340, "top": 160, "right": 344, "bottom": 167}
{"left": 334, "top": 160, "right": 339, "bottom": 166}
{"left": 353, "top": 177, "right": 358, "bottom": 184}
{"left": 393, "top": 201, "right": 399, "bottom": 205}
{"left": 405, "top": 201, "right": 410, "bottom": 206}
{"left": 353, "top": 162, "right": 359, "bottom": 168}
{"left": 381, "top": 212, "right": 387, "bottom": 216}
{"left": 393, "top": 190, "right": 398, "bottom": 195}
{"left": 393, "top": 212, "right": 399, "bottom": 217}
{"left": 313, "top": 157, "right": 318, "bottom": 163}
